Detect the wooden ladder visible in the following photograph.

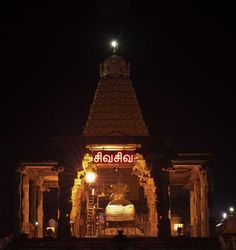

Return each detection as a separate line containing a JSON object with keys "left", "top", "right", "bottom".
{"left": 86, "top": 192, "right": 96, "bottom": 237}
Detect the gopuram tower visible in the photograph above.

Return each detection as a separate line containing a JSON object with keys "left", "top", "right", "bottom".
{"left": 18, "top": 43, "right": 216, "bottom": 240}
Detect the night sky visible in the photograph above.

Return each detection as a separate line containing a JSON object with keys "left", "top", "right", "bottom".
{"left": 1, "top": 0, "right": 236, "bottom": 235}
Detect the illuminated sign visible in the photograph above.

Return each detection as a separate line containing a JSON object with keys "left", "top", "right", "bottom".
{"left": 92, "top": 151, "right": 135, "bottom": 164}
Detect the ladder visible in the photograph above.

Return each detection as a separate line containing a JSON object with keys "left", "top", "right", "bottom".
{"left": 86, "top": 192, "right": 96, "bottom": 237}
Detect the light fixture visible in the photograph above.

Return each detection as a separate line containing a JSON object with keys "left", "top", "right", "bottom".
{"left": 110, "top": 40, "right": 118, "bottom": 54}
{"left": 85, "top": 171, "right": 97, "bottom": 184}
{"left": 229, "top": 207, "right": 234, "bottom": 213}
{"left": 222, "top": 212, "right": 227, "bottom": 219}
{"left": 111, "top": 40, "right": 118, "bottom": 48}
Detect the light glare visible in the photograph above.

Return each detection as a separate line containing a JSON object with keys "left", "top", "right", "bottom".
{"left": 229, "top": 207, "right": 234, "bottom": 213}
{"left": 111, "top": 40, "right": 118, "bottom": 48}
{"left": 85, "top": 172, "right": 97, "bottom": 183}
{"left": 222, "top": 212, "right": 227, "bottom": 219}
{"left": 173, "top": 223, "right": 184, "bottom": 232}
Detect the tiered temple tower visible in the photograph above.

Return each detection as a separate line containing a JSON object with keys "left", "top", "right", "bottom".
{"left": 83, "top": 55, "right": 149, "bottom": 137}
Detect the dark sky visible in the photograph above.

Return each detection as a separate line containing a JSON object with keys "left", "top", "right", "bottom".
{"left": 1, "top": 0, "right": 236, "bottom": 235}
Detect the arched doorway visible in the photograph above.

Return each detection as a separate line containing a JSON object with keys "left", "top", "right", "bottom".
{"left": 70, "top": 151, "right": 158, "bottom": 237}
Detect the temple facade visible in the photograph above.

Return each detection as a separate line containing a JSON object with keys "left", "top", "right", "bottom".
{"left": 17, "top": 54, "right": 215, "bottom": 239}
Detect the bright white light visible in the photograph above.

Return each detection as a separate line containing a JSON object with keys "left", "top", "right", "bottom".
{"left": 229, "top": 207, "right": 234, "bottom": 213}
{"left": 85, "top": 172, "right": 97, "bottom": 183}
{"left": 111, "top": 40, "right": 118, "bottom": 48}
{"left": 173, "top": 223, "right": 184, "bottom": 232}
{"left": 222, "top": 212, "right": 227, "bottom": 219}
{"left": 35, "top": 221, "right": 39, "bottom": 226}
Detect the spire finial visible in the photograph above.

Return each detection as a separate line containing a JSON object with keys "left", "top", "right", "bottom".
{"left": 110, "top": 40, "right": 118, "bottom": 54}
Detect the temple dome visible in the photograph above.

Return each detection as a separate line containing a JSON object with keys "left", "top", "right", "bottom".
{"left": 100, "top": 55, "right": 130, "bottom": 78}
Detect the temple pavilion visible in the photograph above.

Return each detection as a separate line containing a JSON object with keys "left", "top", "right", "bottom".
{"left": 17, "top": 51, "right": 216, "bottom": 239}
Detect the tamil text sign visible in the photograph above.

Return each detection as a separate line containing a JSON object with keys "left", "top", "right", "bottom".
{"left": 92, "top": 151, "right": 134, "bottom": 164}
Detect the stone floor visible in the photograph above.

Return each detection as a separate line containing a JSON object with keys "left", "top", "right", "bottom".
{"left": 7, "top": 237, "right": 222, "bottom": 250}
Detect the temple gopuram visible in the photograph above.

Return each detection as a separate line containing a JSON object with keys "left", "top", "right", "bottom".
{"left": 16, "top": 50, "right": 218, "bottom": 246}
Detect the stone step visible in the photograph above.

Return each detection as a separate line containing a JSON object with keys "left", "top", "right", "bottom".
{"left": 7, "top": 237, "right": 222, "bottom": 250}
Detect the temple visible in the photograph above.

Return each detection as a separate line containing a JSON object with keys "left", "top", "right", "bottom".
{"left": 17, "top": 53, "right": 216, "bottom": 239}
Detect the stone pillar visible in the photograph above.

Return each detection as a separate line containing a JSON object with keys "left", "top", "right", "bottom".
{"left": 74, "top": 189, "right": 82, "bottom": 237}
{"left": 21, "top": 174, "right": 30, "bottom": 234}
{"left": 58, "top": 171, "right": 71, "bottom": 238}
{"left": 154, "top": 165, "right": 171, "bottom": 239}
{"left": 200, "top": 172, "right": 208, "bottom": 237}
{"left": 30, "top": 180, "right": 37, "bottom": 226}
{"left": 194, "top": 179, "right": 201, "bottom": 236}
{"left": 37, "top": 184, "right": 44, "bottom": 238}
{"left": 190, "top": 190, "right": 197, "bottom": 237}
{"left": 207, "top": 168, "right": 216, "bottom": 237}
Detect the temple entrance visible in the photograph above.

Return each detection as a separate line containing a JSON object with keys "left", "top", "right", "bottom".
{"left": 70, "top": 146, "right": 158, "bottom": 237}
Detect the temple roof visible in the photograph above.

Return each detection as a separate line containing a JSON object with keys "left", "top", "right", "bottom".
{"left": 82, "top": 56, "right": 149, "bottom": 136}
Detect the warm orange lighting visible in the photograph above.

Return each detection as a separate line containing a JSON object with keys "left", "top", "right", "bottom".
{"left": 106, "top": 204, "right": 135, "bottom": 221}
{"left": 85, "top": 172, "right": 97, "bottom": 183}
{"left": 46, "top": 226, "right": 55, "bottom": 232}
{"left": 86, "top": 144, "right": 140, "bottom": 151}
{"left": 174, "top": 223, "right": 183, "bottom": 232}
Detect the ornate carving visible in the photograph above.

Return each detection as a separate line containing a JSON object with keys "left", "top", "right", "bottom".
{"left": 83, "top": 64, "right": 149, "bottom": 136}
{"left": 70, "top": 154, "right": 91, "bottom": 237}
{"left": 70, "top": 152, "right": 158, "bottom": 237}
{"left": 132, "top": 153, "right": 158, "bottom": 236}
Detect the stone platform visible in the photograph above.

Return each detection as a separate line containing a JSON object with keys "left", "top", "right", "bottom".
{"left": 7, "top": 237, "right": 221, "bottom": 250}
